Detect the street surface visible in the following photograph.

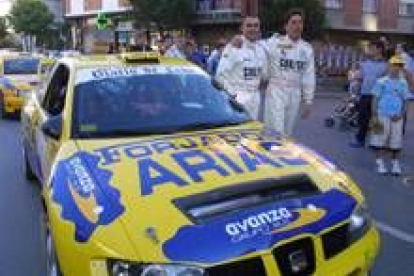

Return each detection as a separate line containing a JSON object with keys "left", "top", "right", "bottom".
{"left": 0, "top": 97, "right": 413, "bottom": 275}
{"left": 295, "top": 98, "right": 414, "bottom": 275}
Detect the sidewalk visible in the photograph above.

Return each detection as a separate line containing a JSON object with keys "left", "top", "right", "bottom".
{"left": 315, "top": 89, "right": 347, "bottom": 99}
{"left": 315, "top": 76, "right": 347, "bottom": 99}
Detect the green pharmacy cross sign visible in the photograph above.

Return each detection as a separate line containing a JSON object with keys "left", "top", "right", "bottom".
{"left": 96, "top": 13, "right": 110, "bottom": 29}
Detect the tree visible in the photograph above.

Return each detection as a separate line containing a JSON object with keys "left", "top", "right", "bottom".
{"left": 40, "top": 21, "right": 71, "bottom": 50}
{"left": 0, "top": 17, "right": 8, "bottom": 39}
{"left": 260, "top": 0, "right": 326, "bottom": 40}
{"left": 129, "top": 0, "right": 195, "bottom": 36}
{"left": 8, "top": 0, "right": 54, "bottom": 37}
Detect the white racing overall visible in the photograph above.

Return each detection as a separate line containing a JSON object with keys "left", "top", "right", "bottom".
{"left": 215, "top": 36, "right": 268, "bottom": 120}
{"left": 263, "top": 34, "right": 315, "bottom": 136}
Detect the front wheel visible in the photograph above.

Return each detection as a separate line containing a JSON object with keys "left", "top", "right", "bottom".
{"left": 0, "top": 96, "right": 7, "bottom": 119}
{"left": 339, "top": 118, "right": 351, "bottom": 132}
{"left": 23, "top": 146, "right": 37, "bottom": 181}
{"left": 324, "top": 117, "right": 335, "bottom": 128}
{"left": 45, "top": 215, "right": 62, "bottom": 276}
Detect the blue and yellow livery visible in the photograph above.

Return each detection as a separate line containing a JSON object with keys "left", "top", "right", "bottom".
{"left": 21, "top": 53, "right": 379, "bottom": 276}
{"left": 0, "top": 55, "right": 40, "bottom": 118}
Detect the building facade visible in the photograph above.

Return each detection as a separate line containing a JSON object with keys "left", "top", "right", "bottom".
{"left": 43, "top": 0, "right": 64, "bottom": 22}
{"left": 193, "top": 0, "right": 259, "bottom": 44}
{"left": 63, "top": 0, "right": 414, "bottom": 52}
{"left": 64, "top": 0, "right": 133, "bottom": 52}
{"left": 63, "top": 0, "right": 260, "bottom": 52}
{"left": 324, "top": 0, "right": 414, "bottom": 43}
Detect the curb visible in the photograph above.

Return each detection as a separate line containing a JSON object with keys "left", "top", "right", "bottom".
{"left": 315, "top": 91, "right": 347, "bottom": 99}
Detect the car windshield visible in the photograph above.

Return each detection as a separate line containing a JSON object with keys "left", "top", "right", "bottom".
{"left": 3, "top": 58, "right": 39, "bottom": 75}
{"left": 72, "top": 65, "right": 251, "bottom": 138}
{"left": 40, "top": 62, "right": 54, "bottom": 74}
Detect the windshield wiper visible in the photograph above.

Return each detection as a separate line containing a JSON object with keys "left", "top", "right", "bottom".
{"left": 77, "top": 128, "right": 173, "bottom": 139}
{"left": 174, "top": 120, "right": 247, "bottom": 132}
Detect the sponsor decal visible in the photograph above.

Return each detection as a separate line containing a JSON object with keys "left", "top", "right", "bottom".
{"left": 52, "top": 152, "right": 124, "bottom": 242}
{"left": 76, "top": 65, "right": 201, "bottom": 84}
{"left": 91, "top": 129, "right": 308, "bottom": 196}
{"left": 224, "top": 208, "right": 295, "bottom": 238}
{"left": 162, "top": 189, "right": 356, "bottom": 263}
{"left": 279, "top": 58, "right": 306, "bottom": 72}
{"left": 243, "top": 67, "right": 262, "bottom": 80}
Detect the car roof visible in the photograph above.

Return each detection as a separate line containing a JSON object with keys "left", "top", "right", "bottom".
{"left": 61, "top": 53, "right": 194, "bottom": 70}
{"left": 1, "top": 55, "right": 40, "bottom": 61}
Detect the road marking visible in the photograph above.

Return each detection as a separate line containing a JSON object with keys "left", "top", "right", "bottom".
{"left": 402, "top": 176, "right": 414, "bottom": 187}
{"left": 375, "top": 220, "right": 414, "bottom": 244}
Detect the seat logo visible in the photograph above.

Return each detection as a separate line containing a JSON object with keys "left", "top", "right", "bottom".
{"left": 289, "top": 249, "right": 308, "bottom": 273}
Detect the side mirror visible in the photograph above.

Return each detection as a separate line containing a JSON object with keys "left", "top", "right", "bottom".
{"left": 41, "top": 115, "right": 62, "bottom": 140}
{"left": 211, "top": 77, "right": 225, "bottom": 91}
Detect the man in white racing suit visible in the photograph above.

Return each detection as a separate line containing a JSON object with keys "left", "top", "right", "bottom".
{"left": 215, "top": 16, "right": 268, "bottom": 120}
{"left": 263, "top": 9, "right": 315, "bottom": 136}
{"left": 164, "top": 35, "right": 187, "bottom": 59}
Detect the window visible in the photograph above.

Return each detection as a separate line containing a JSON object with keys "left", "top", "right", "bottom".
{"left": 400, "top": 2, "right": 414, "bottom": 16}
{"left": 72, "top": 67, "right": 250, "bottom": 138}
{"left": 325, "top": 0, "right": 343, "bottom": 9}
{"left": 196, "top": 0, "right": 212, "bottom": 11}
{"left": 363, "top": 0, "right": 377, "bottom": 13}
{"left": 42, "top": 64, "right": 70, "bottom": 116}
{"left": 3, "top": 58, "right": 39, "bottom": 75}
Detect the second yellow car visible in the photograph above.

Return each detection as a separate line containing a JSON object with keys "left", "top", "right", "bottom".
{"left": 0, "top": 55, "right": 40, "bottom": 118}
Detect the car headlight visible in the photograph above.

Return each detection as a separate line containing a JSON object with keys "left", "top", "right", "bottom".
{"left": 349, "top": 204, "right": 371, "bottom": 242}
{"left": 108, "top": 261, "right": 205, "bottom": 276}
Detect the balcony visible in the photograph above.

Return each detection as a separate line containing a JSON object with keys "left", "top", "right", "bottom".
{"left": 195, "top": 8, "right": 242, "bottom": 24}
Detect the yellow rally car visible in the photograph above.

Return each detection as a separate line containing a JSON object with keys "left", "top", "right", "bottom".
{"left": 21, "top": 53, "right": 379, "bottom": 276}
{"left": 0, "top": 55, "right": 41, "bottom": 118}
{"left": 39, "top": 57, "right": 57, "bottom": 82}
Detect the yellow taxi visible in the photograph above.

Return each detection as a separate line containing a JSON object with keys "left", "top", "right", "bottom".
{"left": 39, "top": 57, "right": 56, "bottom": 82}
{"left": 21, "top": 53, "right": 379, "bottom": 276}
{"left": 0, "top": 55, "right": 40, "bottom": 118}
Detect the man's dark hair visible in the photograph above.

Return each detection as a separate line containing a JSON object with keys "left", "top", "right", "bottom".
{"left": 284, "top": 8, "right": 305, "bottom": 25}
{"left": 163, "top": 34, "right": 173, "bottom": 42}
{"left": 241, "top": 16, "right": 259, "bottom": 26}
{"left": 369, "top": 40, "right": 385, "bottom": 56}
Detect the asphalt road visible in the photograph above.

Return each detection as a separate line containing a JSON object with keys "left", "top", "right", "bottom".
{"left": 0, "top": 97, "right": 413, "bottom": 275}
{"left": 0, "top": 118, "right": 45, "bottom": 275}
{"left": 295, "top": 98, "right": 414, "bottom": 276}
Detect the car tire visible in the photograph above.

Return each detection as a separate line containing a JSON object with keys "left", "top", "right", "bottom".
{"left": 339, "top": 119, "right": 350, "bottom": 132}
{"left": 324, "top": 117, "right": 335, "bottom": 128}
{"left": 0, "top": 96, "right": 7, "bottom": 119}
{"left": 45, "top": 215, "right": 63, "bottom": 276}
{"left": 23, "top": 146, "right": 37, "bottom": 181}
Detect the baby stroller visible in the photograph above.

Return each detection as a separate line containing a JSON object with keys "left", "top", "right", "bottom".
{"left": 324, "top": 89, "right": 359, "bottom": 131}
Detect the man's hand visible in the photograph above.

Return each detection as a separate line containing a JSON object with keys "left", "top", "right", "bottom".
{"left": 391, "top": 114, "right": 403, "bottom": 122}
{"left": 402, "top": 68, "right": 411, "bottom": 79}
{"left": 231, "top": 35, "right": 243, "bottom": 48}
{"left": 301, "top": 103, "right": 312, "bottom": 119}
{"left": 259, "top": 80, "right": 269, "bottom": 91}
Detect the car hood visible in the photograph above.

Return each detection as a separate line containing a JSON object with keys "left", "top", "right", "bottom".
{"left": 0, "top": 75, "right": 37, "bottom": 90}
{"left": 52, "top": 124, "right": 361, "bottom": 265}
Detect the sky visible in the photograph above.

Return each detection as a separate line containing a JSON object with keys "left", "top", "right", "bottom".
{"left": 0, "top": 0, "right": 13, "bottom": 17}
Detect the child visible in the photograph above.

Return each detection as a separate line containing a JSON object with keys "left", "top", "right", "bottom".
{"left": 347, "top": 62, "right": 361, "bottom": 95}
{"left": 370, "top": 55, "right": 411, "bottom": 175}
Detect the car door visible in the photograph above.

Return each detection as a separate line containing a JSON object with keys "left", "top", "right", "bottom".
{"left": 33, "top": 63, "right": 70, "bottom": 184}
